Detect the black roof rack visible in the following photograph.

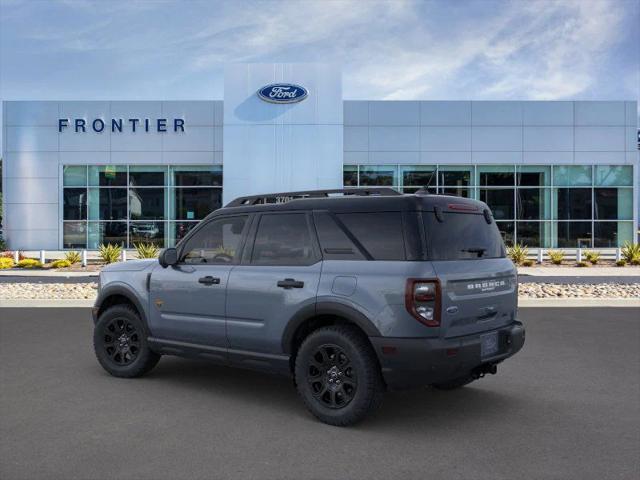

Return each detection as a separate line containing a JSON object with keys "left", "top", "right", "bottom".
{"left": 225, "top": 187, "right": 401, "bottom": 207}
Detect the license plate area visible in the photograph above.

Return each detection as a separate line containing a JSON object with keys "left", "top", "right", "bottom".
{"left": 481, "top": 331, "right": 499, "bottom": 358}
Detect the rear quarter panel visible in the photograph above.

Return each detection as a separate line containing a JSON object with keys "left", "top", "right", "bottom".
{"left": 318, "top": 260, "right": 441, "bottom": 338}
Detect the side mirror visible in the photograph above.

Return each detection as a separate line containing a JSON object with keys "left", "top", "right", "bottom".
{"left": 158, "top": 248, "right": 178, "bottom": 268}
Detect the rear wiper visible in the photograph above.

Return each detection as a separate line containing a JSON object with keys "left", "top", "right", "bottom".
{"left": 461, "top": 247, "right": 486, "bottom": 257}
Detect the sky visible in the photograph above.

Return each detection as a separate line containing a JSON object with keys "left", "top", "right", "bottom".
{"left": 0, "top": 0, "right": 638, "bottom": 148}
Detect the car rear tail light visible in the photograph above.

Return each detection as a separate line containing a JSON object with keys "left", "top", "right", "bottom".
{"left": 405, "top": 279, "right": 441, "bottom": 327}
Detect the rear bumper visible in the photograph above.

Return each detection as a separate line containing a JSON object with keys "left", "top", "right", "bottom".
{"left": 369, "top": 321, "right": 525, "bottom": 390}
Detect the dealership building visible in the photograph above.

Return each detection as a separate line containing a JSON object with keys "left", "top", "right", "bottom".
{"left": 1, "top": 63, "right": 638, "bottom": 250}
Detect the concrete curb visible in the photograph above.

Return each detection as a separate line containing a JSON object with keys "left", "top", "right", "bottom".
{"left": 1, "top": 298, "right": 639, "bottom": 309}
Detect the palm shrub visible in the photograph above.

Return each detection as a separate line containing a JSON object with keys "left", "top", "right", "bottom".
{"left": 584, "top": 250, "right": 601, "bottom": 265}
{"left": 0, "top": 257, "right": 14, "bottom": 269}
{"left": 99, "top": 243, "right": 122, "bottom": 264}
{"left": 65, "top": 251, "right": 82, "bottom": 264}
{"left": 507, "top": 243, "right": 529, "bottom": 265}
{"left": 134, "top": 242, "right": 160, "bottom": 259}
{"left": 547, "top": 250, "right": 565, "bottom": 265}
{"left": 621, "top": 242, "right": 640, "bottom": 266}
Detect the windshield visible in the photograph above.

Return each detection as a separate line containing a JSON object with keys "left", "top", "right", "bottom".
{"left": 423, "top": 211, "right": 506, "bottom": 260}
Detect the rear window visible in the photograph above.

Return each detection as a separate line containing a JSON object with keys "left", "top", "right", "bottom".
{"left": 423, "top": 212, "right": 505, "bottom": 260}
{"left": 335, "top": 212, "right": 406, "bottom": 261}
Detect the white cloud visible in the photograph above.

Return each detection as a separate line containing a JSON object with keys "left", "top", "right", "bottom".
{"left": 0, "top": 0, "right": 635, "bottom": 101}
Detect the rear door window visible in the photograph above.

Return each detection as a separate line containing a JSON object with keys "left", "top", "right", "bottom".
{"left": 313, "top": 212, "right": 365, "bottom": 260}
{"left": 251, "top": 213, "right": 319, "bottom": 266}
{"left": 335, "top": 212, "right": 406, "bottom": 261}
{"left": 423, "top": 212, "right": 505, "bottom": 260}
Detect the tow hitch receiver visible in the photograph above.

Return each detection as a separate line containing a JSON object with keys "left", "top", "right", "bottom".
{"left": 472, "top": 363, "right": 498, "bottom": 379}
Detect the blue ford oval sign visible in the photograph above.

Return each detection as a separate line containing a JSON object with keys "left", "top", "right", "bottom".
{"left": 257, "top": 83, "right": 308, "bottom": 104}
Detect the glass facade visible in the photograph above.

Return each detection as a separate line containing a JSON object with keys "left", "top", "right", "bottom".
{"left": 343, "top": 164, "right": 634, "bottom": 248}
{"left": 62, "top": 165, "right": 222, "bottom": 248}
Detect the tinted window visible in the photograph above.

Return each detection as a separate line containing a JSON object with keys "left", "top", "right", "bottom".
{"left": 313, "top": 212, "right": 365, "bottom": 261}
{"left": 424, "top": 212, "right": 505, "bottom": 260}
{"left": 181, "top": 216, "right": 247, "bottom": 264}
{"left": 63, "top": 188, "right": 87, "bottom": 220}
{"left": 336, "top": 212, "right": 405, "bottom": 261}
{"left": 251, "top": 213, "right": 316, "bottom": 266}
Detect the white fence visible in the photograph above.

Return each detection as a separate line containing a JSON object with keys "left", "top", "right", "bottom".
{"left": 5, "top": 247, "right": 628, "bottom": 266}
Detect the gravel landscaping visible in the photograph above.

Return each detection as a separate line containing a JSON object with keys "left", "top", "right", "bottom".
{"left": 518, "top": 283, "right": 640, "bottom": 298}
{"left": 1, "top": 281, "right": 639, "bottom": 300}
{"left": 0, "top": 282, "right": 98, "bottom": 299}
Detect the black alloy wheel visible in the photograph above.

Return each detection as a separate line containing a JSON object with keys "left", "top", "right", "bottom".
{"left": 307, "top": 344, "right": 358, "bottom": 409}
{"left": 93, "top": 304, "right": 161, "bottom": 378}
{"left": 102, "top": 317, "right": 141, "bottom": 366}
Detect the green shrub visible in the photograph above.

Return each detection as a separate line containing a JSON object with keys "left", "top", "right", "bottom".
{"left": 521, "top": 259, "right": 534, "bottom": 267}
{"left": 99, "top": 243, "right": 122, "bottom": 264}
{"left": 547, "top": 250, "right": 565, "bottom": 265}
{"left": 615, "top": 259, "right": 627, "bottom": 267}
{"left": 65, "top": 251, "right": 82, "bottom": 264}
{"left": 0, "top": 236, "right": 5, "bottom": 251}
{"left": 621, "top": 242, "right": 640, "bottom": 266}
{"left": 134, "top": 243, "right": 160, "bottom": 259}
{"left": 507, "top": 243, "right": 529, "bottom": 265}
{"left": 0, "top": 257, "right": 15, "bottom": 269}
{"left": 576, "top": 260, "right": 589, "bottom": 268}
{"left": 51, "top": 259, "right": 72, "bottom": 269}
{"left": 17, "top": 258, "right": 43, "bottom": 269}
{"left": 584, "top": 250, "right": 601, "bottom": 265}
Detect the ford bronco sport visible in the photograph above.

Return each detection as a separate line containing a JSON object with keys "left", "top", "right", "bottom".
{"left": 92, "top": 188, "right": 525, "bottom": 426}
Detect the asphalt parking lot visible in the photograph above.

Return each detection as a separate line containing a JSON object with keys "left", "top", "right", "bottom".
{"left": 1, "top": 307, "right": 638, "bottom": 480}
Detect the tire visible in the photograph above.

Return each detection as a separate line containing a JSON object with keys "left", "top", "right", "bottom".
{"left": 432, "top": 375, "right": 475, "bottom": 391}
{"left": 93, "top": 304, "right": 161, "bottom": 378}
{"left": 294, "top": 325, "right": 384, "bottom": 426}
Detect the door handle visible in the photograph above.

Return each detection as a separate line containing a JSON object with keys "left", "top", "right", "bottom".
{"left": 198, "top": 276, "right": 220, "bottom": 285}
{"left": 277, "top": 278, "right": 304, "bottom": 289}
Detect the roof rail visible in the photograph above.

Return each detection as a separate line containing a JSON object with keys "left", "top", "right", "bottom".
{"left": 225, "top": 187, "right": 401, "bottom": 207}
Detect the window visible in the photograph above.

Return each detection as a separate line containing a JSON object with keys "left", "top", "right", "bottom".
{"left": 553, "top": 165, "right": 591, "bottom": 186}
{"left": 63, "top": 188, "right": 87, "bottom": 220}
{"left": 342, "top": 163, "right": 633, "bottom": 247}
{"left": 555, "top": 188, "right": 592, "bottom": 220}
{"left": 438, "top": 166, "right": 471, "bottom": 187}
{"left": 479, "top": 189, "right": 514, "bottom": 220}
{"left": 516, "top": 188, "right": 550, "bottom": 220}
{"left": 400, "top": 165, "right": 435, "bottom": 191}
{"left": 89, "top": 165, "right": 127, "bottom": 187}
{"left": 62, "top": 165, "right": 222, "bottom": 248}
{"left": 478, "top": 166, "right": 514, "bottom": 186}
{"left": 313, "top": 212, "right": 365, "bottom": 260}
{"left": 359, "top": 165, "right": 397, "bottom": 186}
{"left": 594, "top": 222, "right": 634, "bottom": 248}
{"left": 171, "top": 188, "right": 221, "bottom": 220}
{"left": 423, "top": 212, "right": 505, "bottom": 260}
{"left": 181, "top": 216, "right": 247, "bottom": 264}
{"left": 594, "top": 165, "right": 632, "bottom": 186}
{"left": 594, "top": 188, "right": 633, "bottom": 220}
{"left": 517, "top": 166, "right": 550, "bottom": 186}
{"left": 556, "top": 222, "right": 592, "bottom": 248}
{"left": 251, "top": 213, "right": 317, "bottom": 265}
{"left": 336, "top": 212, "right": 405, "bottom": 261}
{"left": 63, "top": 222, "right": 87, "bottom": 249}
{"left": 171, "top": 166, "right": 222, "bottom": 186}
{"left": 343, "top": 165, "right": 358, "bottom": 187}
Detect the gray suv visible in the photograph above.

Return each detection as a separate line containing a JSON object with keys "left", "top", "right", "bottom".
{"left": 92, "top": 188, "right": 525, "bottom": 426}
